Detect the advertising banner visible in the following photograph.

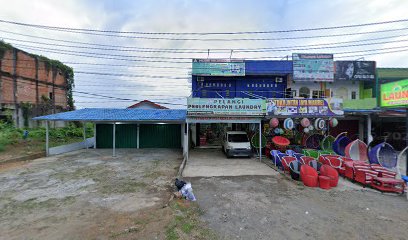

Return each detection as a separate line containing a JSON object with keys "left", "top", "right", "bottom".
{"left": 380, "top": 79, "right": 408, "bottom": 107}
{"left": 187, "top": 98, "right": 266, "bottom": 116}
{"left": 267, "top": 98, "right": 344, "bottom": 116}
{"left": 335, "top": 61, "right": 375, "bottom": 81}
{"left": 192, "top": 59, "right": 245, "bottom": 76}
{"left": 292, "top": 53, "right": 334, "bottom": 82}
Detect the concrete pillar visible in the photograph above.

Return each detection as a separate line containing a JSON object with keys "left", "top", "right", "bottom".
{"left": 113, "top": 122, "right": 116, "bottom": 157}
{"left": 358, "top": 118, "right": 364, "bottom": 140}
{"left": 45, "top": 121, "right": 49, "bottom": 156}
{"left": 367, "top": 114, "right": 373, "bottom": 144}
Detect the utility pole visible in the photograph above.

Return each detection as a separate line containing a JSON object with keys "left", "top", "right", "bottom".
{"left": 12, "top": 48, "right": 18, "bottom": 128}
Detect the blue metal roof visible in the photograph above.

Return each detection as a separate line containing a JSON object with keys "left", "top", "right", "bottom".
{"left": 245, "top": 60, "right": 293, "bottom": 75}
{"left": 33, "top": 108, "right": 187, "bottom": 122}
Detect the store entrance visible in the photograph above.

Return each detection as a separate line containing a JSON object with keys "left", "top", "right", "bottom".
{"left": 195, "top": 123, "right": 252, "bottom": 147}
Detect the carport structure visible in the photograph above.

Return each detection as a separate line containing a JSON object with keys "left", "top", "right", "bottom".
{"left": 33, "top": 108, "right": 186, "bottom": 157}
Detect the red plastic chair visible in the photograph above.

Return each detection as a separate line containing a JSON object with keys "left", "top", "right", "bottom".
{"left": 344, "top": 161, "right": 355, "bottom": 180}
{"left": 300, "top": 156, "right": 315, "bottom": 165}
{"left": 321, "top": 155, "right": 345, "bottom": 176}
{"left": 281, "top": 156, "right": 296, "bottom": 173}
{"left": 300, "top": 165, "right": 319, "bottom": 187}
{"left": 370, "top": 165, "right": 397, "bottom": 178}
{"left": 354, "top": 166, "right": 378, "bottom": 186}
{"left": 319, "top": 176, "right": 331, "bottom": 189}
{"left": 320, "top": 165, "right": 339, "bottom": 187}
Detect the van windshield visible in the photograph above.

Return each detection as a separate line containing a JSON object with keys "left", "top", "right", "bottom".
{"left": 228, "top": 134, "right": 248, "bottom": 143}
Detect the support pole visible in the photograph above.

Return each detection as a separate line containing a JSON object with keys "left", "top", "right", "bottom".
{"left": 186, "top": 122, "right": 189, "bottom": 162}
{"left": 93, "top": 123, "right": 96, "bottom": 149}
{"left": 406, "top": 109, "right": 408, "bottom": 176}
{"left": 113, "top": 122, "right": 116, "bottom": 157}
{"left": 83, "top": 122, "right": 88, "bottom": 149}
{"left": 45, "top": 121, "right": 49, "bottom": 156}
{"left": 259, "top": 122, "right": 262, "bottom": 162}
{"left": 367, "top": 114, "right": 373, "bottom": 144}
{"left": 137, "top": 124, "right": 140, "bottom": 149}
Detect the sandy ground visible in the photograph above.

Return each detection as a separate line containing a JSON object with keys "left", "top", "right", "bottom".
{"left": 190, "top": 173, "right": 408, "bottom": 240}
{"left": 0, "top": 149, "right": 183, "bottom": 240}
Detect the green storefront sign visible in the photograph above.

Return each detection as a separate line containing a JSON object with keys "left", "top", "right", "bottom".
{"left": 380, "top": 79, "right": 408, "bottom": 107}
{"left": 192, "top": 59, "right": 245, "bottom": 76}
{"left": 187, "top": 98, "right": 266, "bottom": 116}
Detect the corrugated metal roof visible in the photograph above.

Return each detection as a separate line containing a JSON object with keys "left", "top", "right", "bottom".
{"left": 33, "top": 108, "right": 187, "bottom": 122}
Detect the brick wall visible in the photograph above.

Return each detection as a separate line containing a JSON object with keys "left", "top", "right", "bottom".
{"left": 0, "top": 47, "right": 70, "bottom": 127}
{"left": 0, "top": 48, "right": 68, "bottom": 107}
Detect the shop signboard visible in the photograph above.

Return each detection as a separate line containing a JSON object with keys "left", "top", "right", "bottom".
{"left": 267, "top": 98, "right": 344, "bottom": 116}
{"left": 192, "top": 59, "right": 245, "bottom": 76}
{"left": 335, "top": 61, "right": 376, "bottom": 81}
{"left": 380, "top": 79, "right": 408, "bottom": 107}
{"left": 292, "top": 53, "right": 334, "bottom": 82}
{"left": 187, "top": 98, "right": 266, "bottom": 116}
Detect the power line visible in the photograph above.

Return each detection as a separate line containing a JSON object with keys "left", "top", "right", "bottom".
{"left": 0, "top": 18, "right": 407, "bottom": 35}
{"left": 10, "top": 41, "right": 408, "bottom": 64}
{"left": 2, "top": 31, "right": 408, "bottom": 52}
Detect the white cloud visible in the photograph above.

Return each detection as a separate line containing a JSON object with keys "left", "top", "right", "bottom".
{"left": 0, "top": 0, "right": 407, "bottom": 108}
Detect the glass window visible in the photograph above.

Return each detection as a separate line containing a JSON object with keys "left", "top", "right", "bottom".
{"left": 312, "top": 90, "right": 319, "bottom": 99}
{"left": 351, "top": 91, "right": 357, "bottom": 99}
{"left": 299, "top": 87, "right": 310, "bottom": 98}
{"left": 247, "top": 84, "right": 250, "bottom": 88}
{"left": 228, "top": 134, "right": 249, "bottom": 142}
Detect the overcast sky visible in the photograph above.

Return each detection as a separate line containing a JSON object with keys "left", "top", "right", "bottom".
{"left": 0, "top": 0, "right": 407, "bottom": 109}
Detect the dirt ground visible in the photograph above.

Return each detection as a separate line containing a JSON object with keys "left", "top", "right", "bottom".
{"left": 190, "top": 174, "right": 408, "bottom": 240}
{"left": 0, "top": 148, "right": 193, "bottom": 240}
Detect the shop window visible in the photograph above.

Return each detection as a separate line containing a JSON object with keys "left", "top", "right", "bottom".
{"left": 320, "top": 91, "right": 325, "bottom": 98}
{"left": 226, "top": 90, "right": 230, "bottom": 97}
{"left": 202, "top": 90, "right": 207, "bottom": 97}
{"left": 351, "top": 91, "right": 357, "bottom": 99}
{"left": 229, "top": 83, "right": 231, "bottom": 87}
{"left": 312, "top": 90, "right": 319, "bottom": 99}
{"left": 251, "top": 84, "right": 254, "bottom": 87}
{"left": 263, "top": 84, "right": 266, "bottom": 88}
{"left": 299, "top": 87, "right": 310, "bottom": 98}
{"left": 247, "top": 84, "right": 250, "bottom": 88}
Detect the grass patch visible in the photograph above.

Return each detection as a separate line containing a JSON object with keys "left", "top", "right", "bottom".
{"left": 0, "top": 196, "right": 76, "bottom": 216}
{"left": 165, "top": 200, "right": 218, "bottom": 240}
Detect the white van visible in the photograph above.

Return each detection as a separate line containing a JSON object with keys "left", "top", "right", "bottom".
{"left": 222, "top": 131, "right": 252, "bottom": 158}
